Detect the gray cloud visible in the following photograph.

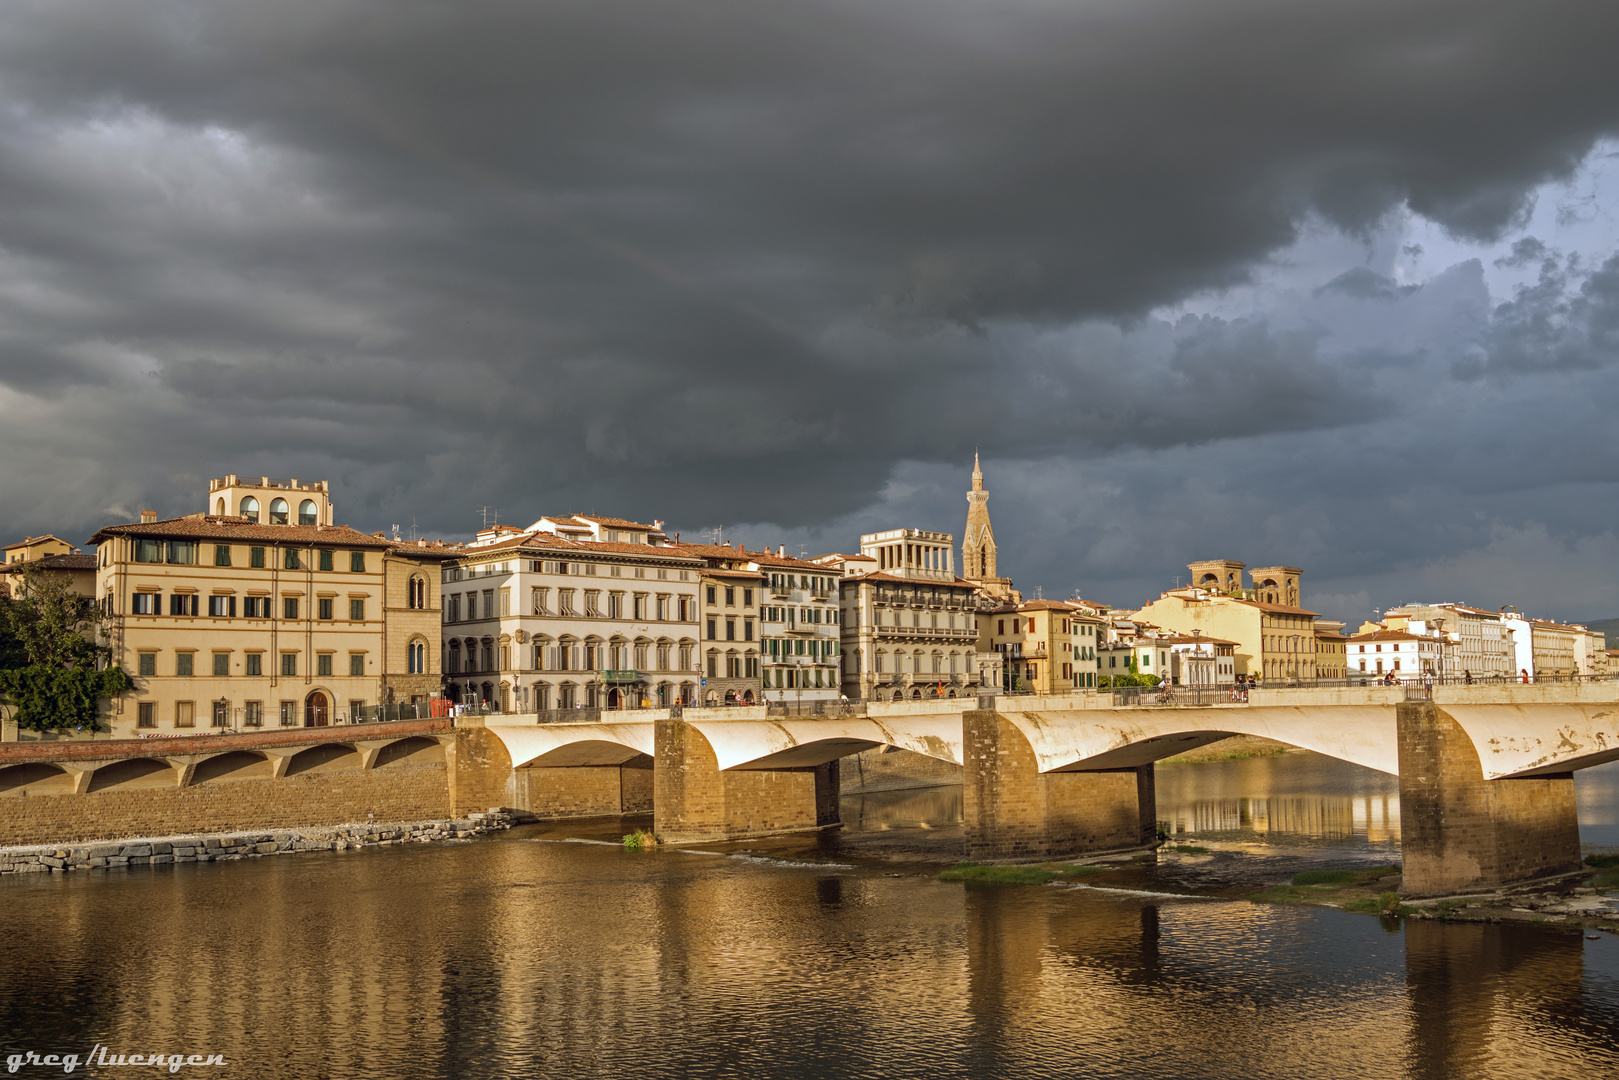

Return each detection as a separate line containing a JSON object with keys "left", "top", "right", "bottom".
{"left": 0, "top": 0, "right": 1618, "bottom": 621}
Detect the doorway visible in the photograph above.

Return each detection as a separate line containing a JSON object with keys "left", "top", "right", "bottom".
{"left": 305, "top": 691, "right": 330, "bottom": 727}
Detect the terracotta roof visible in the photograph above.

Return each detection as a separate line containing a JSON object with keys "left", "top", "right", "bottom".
{"left": 1155, "top": 634, "right": 1242, "bottom": 646}
{"left": 846, "top": 571, "right": 980, "bottom": 587}
{"left": 568, "top": 514, "right": 662, "bottom": 531}
{"left": 458, "top": 532, "right": 700, "bottom": 562}
{"left": 90, "top": 515, "right": 398, "bottom": 549}
{"left": 1314, "top": 630, "right": 1349, "bottom": 640}
{"left": 1345, "top": 629, "right": 1432, "bottom": 643}
{"left": 701, "top": 568, "right": 766, "bottom": 581}
{"left": 3, "top": 533, "right": 74, "bottom": 551}
{"left": 384, "top": 540, "right": 462, "bottom": 562}
{"left": 0, "top": 552, "right": 96, "bottom": 572}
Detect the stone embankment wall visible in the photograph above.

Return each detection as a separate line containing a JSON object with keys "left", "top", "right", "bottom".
{"left": 843, "top": 746, "right": 963, "bottom": 793}
{"left": 0, "top": 811, "right": 515, "bottom": 876}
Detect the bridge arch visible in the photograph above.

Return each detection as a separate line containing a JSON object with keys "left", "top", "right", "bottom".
{"left": 284, "top": 743, "right": 362, "bottom": 777}
{"left": 0, "top": 762, "right": 74, "bottom": 797}
{"left": 192, "top": 750, "right": 274, "bottom": 785}
{"left": 374, "top": 736, "right": 446, "bottom": 769}
{"left": 87, "top": 758, "right": 175, "bottom": 792}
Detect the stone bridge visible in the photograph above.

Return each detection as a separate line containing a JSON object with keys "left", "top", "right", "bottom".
{"left": 473, "top": 683, "right": 1619, "bottom": 897}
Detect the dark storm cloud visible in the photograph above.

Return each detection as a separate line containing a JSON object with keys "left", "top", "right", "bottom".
{"left": 0, "top": 0, "right": 1618, "bottom": 592}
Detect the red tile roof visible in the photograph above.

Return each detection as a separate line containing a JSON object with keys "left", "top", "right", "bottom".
{"left": 90, "top": 515, "right": 399, "bottom": 549}
{"left": 0, "top": 552, "right": 96, "bottom": 572}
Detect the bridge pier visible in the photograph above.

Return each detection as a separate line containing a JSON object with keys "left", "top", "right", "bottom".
{"left": 653, "top": 719, "right": 840, "bottom": 843}
{"left": 1396, "top": 702, "right": 1582, "bottom": 897}
{"left": 963, "top": 710, "right": 1156, "bottom": 861}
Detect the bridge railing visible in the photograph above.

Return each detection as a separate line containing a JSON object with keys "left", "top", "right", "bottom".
{"left": 764, "top": 700, "right": 866, "bottom": 718}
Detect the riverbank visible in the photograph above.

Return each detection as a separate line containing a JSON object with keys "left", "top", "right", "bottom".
{"left": 0, "top": 809, "right": 518, "bottom": 875}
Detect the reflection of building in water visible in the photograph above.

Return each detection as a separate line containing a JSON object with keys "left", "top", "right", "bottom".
{"left": 1161, "top": 794, "right": 1401, "bottom": 842}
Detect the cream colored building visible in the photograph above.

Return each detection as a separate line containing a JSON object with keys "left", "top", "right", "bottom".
{"left": 0, "top": 534, "right": 97, "bottom": 598}
{"left": 1133, "top": 562, "right": 1320, "bottom": 681}
{"left": 835, "top": 530, "right": 984, "bottom": 701}
{"left": 753, "top": 550, "right": 842, "bottom": 704}
{"left": 90, "top": 478, "right": 449, "bottom": 736}
{"left": 1346, "top": 628, "right": 1443, "bottom": 678}
{"left": 980, "top": 599, "right": 1102, "bottom": 693}
{"left": 444, "top": 515, "right": 703, "bottom": 711}
{"left": 679, "top": 544, "right": 765, "bottom": 705}
{"left": 1381, "top": 603, "right": 1515, "bottom": 679}
{"left": 1531, "top": 620, "right": 1581, "bottom": 678}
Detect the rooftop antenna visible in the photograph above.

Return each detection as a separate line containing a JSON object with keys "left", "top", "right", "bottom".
{"left": 409, "top": 519, "right": 419, "bottom": 542}
{"left": 1172, "top": 576, "right": 1181, "bottom": 588}
{"left": 478, "top": 506, "right": 501, "bottom": 529}
{"left": 798, "top": 544, "right": 809, "bottom": 559}
{"left": 1033, "top": 585, "right": 1044, "bottom": 600}
{"left": 391, "top": 523, "right": 401, "bottom": 542}
{"left": 707, "top": 526, "right": 725, "bottom": 545}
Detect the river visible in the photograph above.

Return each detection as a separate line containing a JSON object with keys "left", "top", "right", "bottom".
{"left": 1, "top": 752, "right": 1616, "bottom": 1078}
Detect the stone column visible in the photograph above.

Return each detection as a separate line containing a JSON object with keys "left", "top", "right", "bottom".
{"left": 1396, "top": 701, "right": 1582, "bottom": 896}
{"left": 963, "top": 709, "right": 1155, "bottom": 860}
{"left": 446, "top": 724, "right": 512, "bottom": 817}
{"left": 653, "top": 719, "right": 840, "bottom": 842}
{"left": 654, "top": 718, "right": 728, "bottom": 842}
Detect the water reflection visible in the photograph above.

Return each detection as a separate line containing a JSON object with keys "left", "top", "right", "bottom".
{"left": 0, "top": 836, "right": 1617, "bottom": 1078}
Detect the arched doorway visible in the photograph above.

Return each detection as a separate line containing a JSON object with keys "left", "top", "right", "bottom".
{"left": 304, "top": 691, "right": 329, "bottom": 727}
{"left": 608, "top": 687, "right": 623, "bottom": 710}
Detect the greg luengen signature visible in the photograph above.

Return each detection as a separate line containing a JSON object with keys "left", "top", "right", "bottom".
{"left": 6, "top": 1045, "right": 227, "bottom": 1073}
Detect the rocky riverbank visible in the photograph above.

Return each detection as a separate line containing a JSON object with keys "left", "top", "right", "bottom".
{"left": 0, "top": 809, "right": 521, "bottom": 875}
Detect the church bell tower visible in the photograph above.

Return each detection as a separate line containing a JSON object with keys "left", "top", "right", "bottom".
{"left": 963, "top": 454, "right": 1016, "bottom": 600}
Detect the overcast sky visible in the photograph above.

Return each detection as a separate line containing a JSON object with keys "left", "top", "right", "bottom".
{"left": 2, "top": 0, "right": 1618, "bottom": 625}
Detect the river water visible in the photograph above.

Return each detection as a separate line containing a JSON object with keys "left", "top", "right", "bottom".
{"left": 2, "top": 753, "right": 1617, "bottom": 1079}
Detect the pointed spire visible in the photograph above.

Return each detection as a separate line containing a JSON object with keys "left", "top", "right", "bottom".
{"left": 971, "top": 451, "right": 983, "bottom": 491}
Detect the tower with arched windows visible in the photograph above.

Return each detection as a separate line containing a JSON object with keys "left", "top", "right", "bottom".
{"left": 961, "top": 454, "right": 1017, "bottom": 602}
{"left": 208, "top": 475, "right": 334, "bottom": 527}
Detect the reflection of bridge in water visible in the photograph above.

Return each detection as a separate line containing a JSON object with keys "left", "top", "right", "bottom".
{"left": 472, "top": 681, "right": 1619, "bottom": 896}
{"left": 1158, "top": 793, "right": 1401, "bottom": 843}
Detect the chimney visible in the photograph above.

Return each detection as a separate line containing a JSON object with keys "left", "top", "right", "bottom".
{"left": 140, "top": 510, "right": 157, "bottom": 524}
{"left": 778, "top": 545, "right": 785, "bottom": 557}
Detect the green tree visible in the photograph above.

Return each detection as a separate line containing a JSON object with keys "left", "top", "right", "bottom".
{"left": 0, "top": 564, "right": 132, "bottom": 732}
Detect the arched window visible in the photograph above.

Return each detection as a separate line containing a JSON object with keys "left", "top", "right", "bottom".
{"left": 215, "top": 498, "right": 225, "bottom": 515}
{"left": 269, "top": 498, "right": 289, "bottom": 525}
{"left": 448, "top": 641, "right": 461, "bottom": 674}
{"left": 408, "top": 576, "right": 426, "bottom": 609}
{"left": 298, "top": 500, "right": 317, "bottom": 526}
{"left": 240, "top": 496, "right": 260, "bottom": 521}
{"left": 407, "top": 639, "right": 427, "bottom": 674}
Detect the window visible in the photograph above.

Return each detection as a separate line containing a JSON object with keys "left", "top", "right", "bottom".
{"left": 316, "top": 653, "right": 333, "bottom": 677}
{"left": 212, "top": 700, "right": 229, "bottom": 727}
{"left": 707, "top": 618, "right": 717, "bottom": 640}
{"left": 279, "top": 701, "right": 296, "bottom": 726}
{"left": 244, "top": 596, "right": 267, "bottom": 618}
{"left": 500, "top": 589, "right": 511, "bottom": 616}
{"left": 132, "top": 592, "right": 158, "bottom": 615}
{"left": 300, "top": 500, "right": 318, "bottom": 526}
{"left": 246, "top": 653, "right": 262, "bottom": 677}
{"left": 245, "top": 701, "right": 262, "bottom": 727}
{"left": 449, "top": 595, "right": 461, "bottom": 622}
{"left": 656, "top": 595, "right": 668, "bottom": 620}
{"left": 240, "top": 496, "right": 260, "bottom": 521}
{"left": 136, "top": 652, "right": 157, "bottom": 676}
{"left": 169, "top": 593, "right": 199, "bottom": 617}
{"left": 280, "top": 548, "right": 301, "bottom": 570}
{"left": 284, "top": 597, "right": 299, "bottom": 620}
{"left": 725, "top": 587, "right": 735, "bottom": 606}
{"left": 208, "top": 595, "right": 236, "bottom": 618}
{"left": 214, "top": 545, "right": 231, "bottom": 566}
{"left": 407, "top": 641, "right": 425, "bottom": 674}
{"left": 319, "top": 549, "right": 334, "bottom": 572}
{"left": 744, "top": 621, "right": 754, "bottom": 642}
{"left": 585, "top": 590, "right": 601, "bottom": 617}
{"left": 707, "top": 655, "right": 718, "bottom": 677}
{"left": 559, "top": 591, "right": 576, "bottom": 615}
{"left": 350, "top": 653, "right": 365, "bottom": 676}
{"left": 351, "top": 551, "right": 366, "bottom": 573}
{"left": 281, "top": 653, "right": 297, "bottom": 677}
{"left": 212, "top": 653, "right": 229, "bottom": 677}
{"left": 318, "top": 598, "right": 334, "bottom": 621}
{"left": 175, "top": 701, "right": 195, "bottom": 728}
{"left": 269, "top": 498, "right": 289, "bottom": 525}
{"left": 350, "top": 598, "right": 365, "bottom": 621}
{"left": 137, "top": 702, "right": 156, "bottom": 728}
{"left": 134, "top": 538, "right": 162, "bottom": 563}
{"left": 250, "top": 546, "right": 265, "bottom": 569}
{"left": 409, "top": 577, "right": 425, "bottom": 608}
{"left": 483, "top": 589, "right": 495, "bottom": 618}
{"left": 633, "top": 595, "right": 646, "bottom": 619}
{"left": 707, "top": 586, "right": 716, "bottom": 604}
{"left": 165, "top": 541, "right": 197, "bottom": 565}
{"left": 175, "top": 653, "right": 194, "bottom": 677}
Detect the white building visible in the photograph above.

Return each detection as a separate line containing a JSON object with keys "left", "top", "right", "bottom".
{"left": 833, "top": 530, "right": 986, "bottom": 701}
{"left": 443, "top": 515, "right": 703, "bottom": 711}
{"left": 1345, "top": 628, "right": 1443, "bottom": 679}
